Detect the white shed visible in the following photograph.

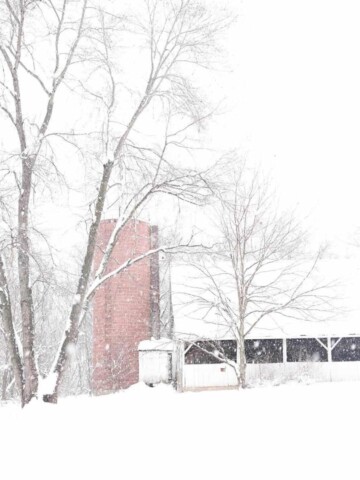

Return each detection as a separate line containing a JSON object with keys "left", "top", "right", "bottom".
{"left": 138, "top": 338, "right": 175, "bottom": 386}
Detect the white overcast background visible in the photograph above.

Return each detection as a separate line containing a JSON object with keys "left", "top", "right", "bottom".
{"left": 214, "top": 0, "right": 360, "bottom": 250}
{"left": 2, "top": 0, "right": 358, "bottom": 254}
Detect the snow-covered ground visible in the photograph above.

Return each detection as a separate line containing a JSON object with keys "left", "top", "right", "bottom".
{"left": 1, "top": 381, "right": 358, "bottom": 479}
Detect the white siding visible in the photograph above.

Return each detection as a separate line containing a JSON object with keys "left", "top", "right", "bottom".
{"left": 183, "top": 364, "right": 238, "bottom": 389}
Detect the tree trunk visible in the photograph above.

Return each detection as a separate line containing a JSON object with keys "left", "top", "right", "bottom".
{"left": 43, "top": 94, "right": 149, "bottom": 403}
{"left": 43, "top": 160, "right": 114, "bottom": 403}
{"left": 238, "top": 317, "right": 247, "bottom": 389}
{"left": 18, "top": 156, "right": 38, "bottom": 404}
{"left": 0, "top": 254, "right": 24, "bottom": 406}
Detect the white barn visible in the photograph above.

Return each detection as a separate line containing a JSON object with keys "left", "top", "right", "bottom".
{"left": 139, "top": 256, "right": 360, "bottom": 390}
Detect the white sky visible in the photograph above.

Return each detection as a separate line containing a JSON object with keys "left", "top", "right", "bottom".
{"left": 212, "top": 0, "right": 360, "bottom": 247}
{"left": 1, "top": 0, "right": 359, "bottom": 255}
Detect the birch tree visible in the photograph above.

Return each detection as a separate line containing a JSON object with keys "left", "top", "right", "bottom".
{"left": 0, "top": 0, "right": 229, "bottom": 405}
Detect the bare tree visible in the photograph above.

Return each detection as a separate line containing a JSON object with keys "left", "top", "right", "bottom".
{"left": 180, "top": 162, "right": 336, "bottom": 388}
{"left": 0, "top": 0, "right": 91, "bottom": 405}
{"left": 0, "top": 0, "right": 229, "bottom": 404}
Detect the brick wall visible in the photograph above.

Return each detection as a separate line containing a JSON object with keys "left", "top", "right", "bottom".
{"left": 92, "top": 219, "right": 159, "bottom": 394}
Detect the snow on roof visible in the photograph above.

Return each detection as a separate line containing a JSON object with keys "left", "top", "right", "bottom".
{"left": 174, "top": 332, "right": 236, "bottom": 342}
{"left": 138, "top": 338, "right": 175, "bottom": 351}
{"left": 170, "top": 257, "right": 360, "bottom": 340}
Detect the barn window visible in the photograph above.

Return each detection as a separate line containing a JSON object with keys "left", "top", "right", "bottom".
{"left": 184, "top": 340, "right": 237, "bottom": 364}
{"left": 286, "top": 338, "right": 328, "bottom": 362}
{"left": 331, "top": 337, "right": 360, "bottom": 362}
{"left": 245, "top": 339, "right": 283, "bottom": 364}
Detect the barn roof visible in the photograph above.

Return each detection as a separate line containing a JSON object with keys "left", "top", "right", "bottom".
{"left": 170, "top": 257, "right": 360, "bottom": 340}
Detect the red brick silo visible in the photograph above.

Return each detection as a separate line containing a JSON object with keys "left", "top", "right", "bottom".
{"left": 92, "top": 219, "right": 160, "bottom": 394}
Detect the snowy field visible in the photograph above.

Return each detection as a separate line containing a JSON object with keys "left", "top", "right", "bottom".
{"left": 1, "top": 381, "right": 358, "bottom": 480}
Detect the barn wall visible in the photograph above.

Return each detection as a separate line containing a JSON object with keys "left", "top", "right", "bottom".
{"left": 246, "top": 362, "right": 360, "bottom": 384}
{"left": 180, "top": 336, "right": 360, "bottom": 390}
{"left": 181, "top": 361, "right": 360, "bottom": 389}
